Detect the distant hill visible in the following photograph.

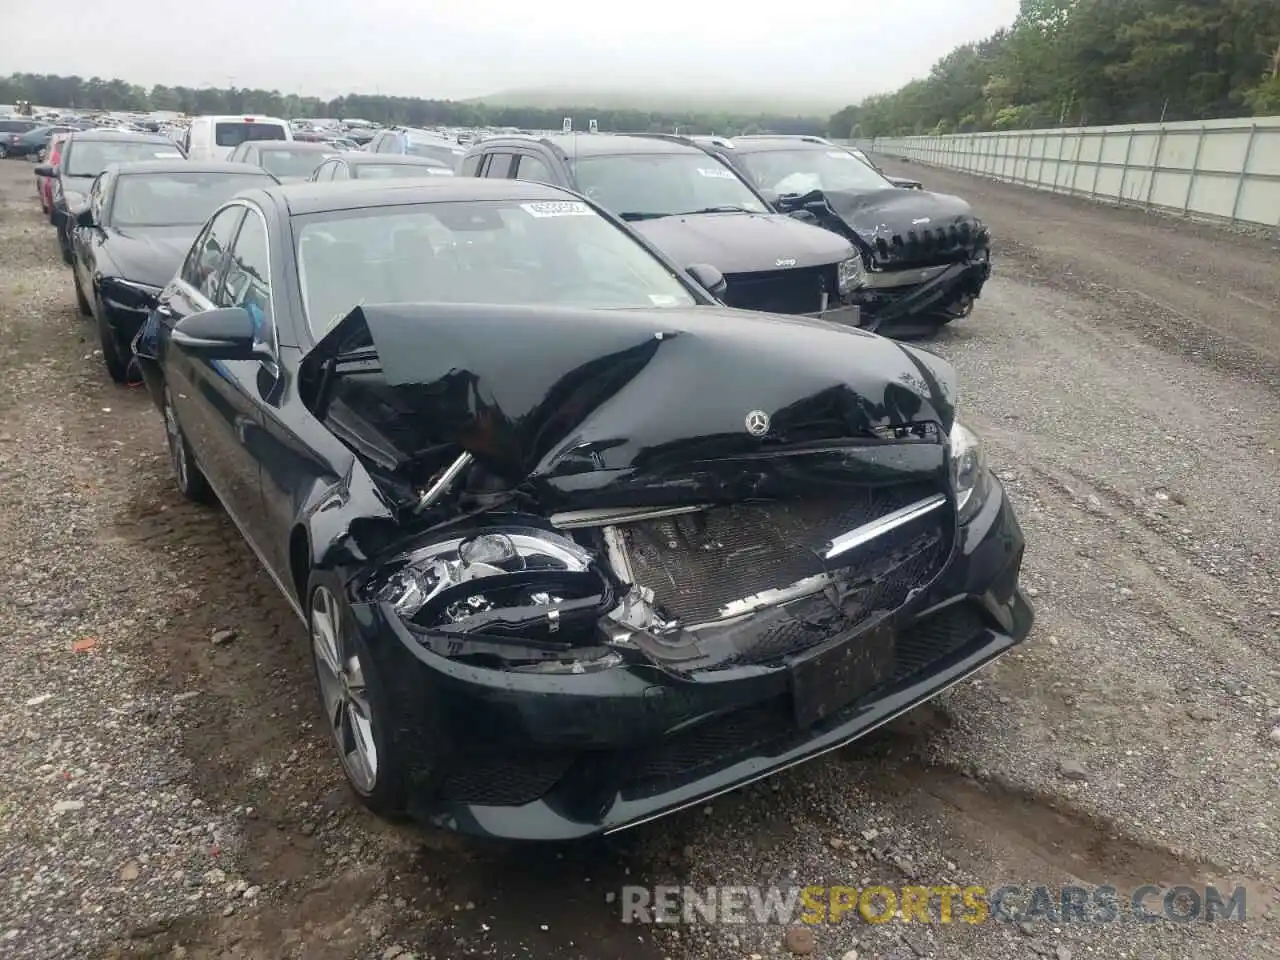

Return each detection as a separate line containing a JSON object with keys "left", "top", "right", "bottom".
{"left": 465, "top": 86, "right": 840, "bottom": 117}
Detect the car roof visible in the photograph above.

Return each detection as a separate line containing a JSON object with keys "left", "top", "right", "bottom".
{"left": 343, "top": 153, "right": 448, "bottom": 167}
{"left": 250, "top": 141, "right": 335, "bottom": 152}
{"left": 245, "top": 177, "right": 579, "bottom": 217}
{"left": 715, "top": 137, "right": 835, "bottom": 153}
{"left": 479, "top": 133, "right": 701, "bottom": 157}
{"left": 66, "top": 130, "right": 174, "bottom": 144}
{"left": 105, "top": 159, "right": 278, "bottom": 176}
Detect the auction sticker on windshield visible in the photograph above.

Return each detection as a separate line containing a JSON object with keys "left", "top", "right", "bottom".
{"left": 521, "top": 201, "right": 594, "bottom": 218}
{"left": 826, "top": 151, "right": 857, "bottom": 160}
{"left": 696, "top": 167, "right": 737, "bottom": 179}
{"left": 154, "top": 151, "right": 183, "bottom": 158}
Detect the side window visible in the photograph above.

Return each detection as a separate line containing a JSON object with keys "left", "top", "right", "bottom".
{"left": 460, "top": 154, "right": 481, "bottom": 177}
{"left": 220, "top": 212, "right": 274, "bottom": 350}
{"left": 481, "top": 152, "right": 515, "bottom": 178}
{"left": 514, "top": 154, "right": 553, "bottom": 183}
{"left": 181, "top": 206, "right": 245, "bottom": 301}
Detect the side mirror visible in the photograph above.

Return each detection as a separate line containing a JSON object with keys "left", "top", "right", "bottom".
{"left": 75, "top": 208, "right": 95, "bottom": 228}
{"left": 171, "top": 307, "right": 271, "bottom": 361}
{"left": 35, "top": 164, "right": 56, "bottom": 178}
{"left": 686, "top": 263, "right": 728, "bottom": 299}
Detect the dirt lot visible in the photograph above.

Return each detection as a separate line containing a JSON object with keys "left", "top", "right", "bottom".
{"left": 1, "top": 156, "right": 1278, "bottom": 960}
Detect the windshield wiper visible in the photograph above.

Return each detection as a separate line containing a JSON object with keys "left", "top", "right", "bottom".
{"left": 618, "top": 211, "right": 670, "bottom": 221}
{"left": 678, "top": 205, "right": 756, "bottom": 215}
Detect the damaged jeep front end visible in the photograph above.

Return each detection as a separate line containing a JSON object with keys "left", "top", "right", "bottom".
{"left": 776, "top": 188, "right": 992, "bottom": 334}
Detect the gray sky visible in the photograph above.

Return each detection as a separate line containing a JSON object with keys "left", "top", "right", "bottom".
{"left": 1, "top": 0, "right": 1019, "bottom": 107}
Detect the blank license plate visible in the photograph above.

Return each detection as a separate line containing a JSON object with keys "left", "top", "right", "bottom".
{"left": 789, "top": 616, "right": 896, "bottom": 727}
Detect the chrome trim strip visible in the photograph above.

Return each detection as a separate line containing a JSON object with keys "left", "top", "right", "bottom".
{"left": 824, "top": 494, "right": 947, "bottom": 560}
{"left": 551, "top": 504, "right": 708, "bottom": 530}
{"left": 603, "top": 645, "right": 1011, "bottom": 836}
{"left": 414, "top": 452, "right": 473, "bottom": 514}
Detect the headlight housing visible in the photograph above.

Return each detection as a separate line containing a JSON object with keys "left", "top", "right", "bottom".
{"left": 836, "top": 256, "right": 866, "bottom": 295}
{"left": 949, "top": 420, "right": 990, "bottom": 523}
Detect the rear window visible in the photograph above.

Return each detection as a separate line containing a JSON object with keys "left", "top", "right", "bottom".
{"left": 64, "top": 139, "right": 185, "bottom": 177}
{"left": 258, "top": 148, "right": 335, "bottom": 179}
{"left": 109, "top": 171, "right": 278, "bottom": 227}
{"left": 214, "top": 122, "right": 288, "bottom": 148}
{"left": 405, "top": 140, "right": 465, "bottom": 167}
{"left": 355, "top": 163, "right": 453, "bottom": 180}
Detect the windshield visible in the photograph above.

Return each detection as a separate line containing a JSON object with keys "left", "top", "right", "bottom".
{"left": 258, "top": 148, "right": 334, "bottom": 179}
{"left": 109, "top": 172, "right": 277, "bottom": 227}
{"left": 355, "top": 163, "right": 453, "bottom": 180}
{"left": 64, "top": 139, "right": 184, "bottom": 177}
{"left": 215, "top": 122, "right": 288, "bottom": 148}
{"left": 570, "top": 153, "right": 767, "bottom": 219}
{"left": 736, "top": 148, "right": 892, "bottom": 196}
{"left": 295, "top": 198, "right": 698, "bottom": 336}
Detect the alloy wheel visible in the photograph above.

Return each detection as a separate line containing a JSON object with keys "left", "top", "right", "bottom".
{"left": 310, "top": 586, "right": 379, "bottom": 793}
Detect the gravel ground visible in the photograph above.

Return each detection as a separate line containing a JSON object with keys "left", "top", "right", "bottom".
{"left": 0, "top": 156, "right": 1277, "bottom": 960}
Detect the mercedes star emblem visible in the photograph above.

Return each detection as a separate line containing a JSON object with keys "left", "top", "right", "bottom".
{"left": 744, "top": 410, "right": 771, "bottom": 436}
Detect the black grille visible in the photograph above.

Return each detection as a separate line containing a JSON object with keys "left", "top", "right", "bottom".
{"left": 721, "top": 265, "right": 830, "bottom": 314}
{"left": 617, "top": 602, "right": 990, "bottom": 794}
{"left": 618, "top": 485, "right": 942, "bottom": 626}
{"left": 871, "top": 221, "right": 989, "bottom": 269}
{"left": 437, "top": 750, "right": 576, "bottom": 806}
{"left": 722, "top": 527, "right": 948, "bottom": 665}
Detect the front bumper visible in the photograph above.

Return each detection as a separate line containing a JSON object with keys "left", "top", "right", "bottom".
{"left": 854, "top": 255, "right": 992, "bottom": 331}
{"left": 101, "top": 281, "right": 159, "bottom": 352}
{"left": 354, "top": 476, "right": 1031, "bottom": 840}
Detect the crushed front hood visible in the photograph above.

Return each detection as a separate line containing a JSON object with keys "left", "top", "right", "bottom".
{"left": 300, "top": 302, "right": 956, "bottom": 491}
{"left": 788, "top": 188, "right": 989, "bottom": 269}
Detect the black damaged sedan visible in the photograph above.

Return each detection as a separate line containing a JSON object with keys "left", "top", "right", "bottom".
{"left": 134, "top": 177, "right": 1032, "bottom": 840}
{"left": 70, "top": 160, "right": 279, "bottom": 381}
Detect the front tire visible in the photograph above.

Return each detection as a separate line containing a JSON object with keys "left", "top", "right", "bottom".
{"left": 308, "top": 572, "right": 406, "bottom": 817}
{"left": 57, "top": 225, "right": 72, "bottom": 265}
{"left": 95, "top": 300, "right": 130, "bottom": 383}
{"left": 162, "top": 383, "right": 213, "bottom": 503}
{"left": 73, "top": 272, "right": 91, "bottom": 317}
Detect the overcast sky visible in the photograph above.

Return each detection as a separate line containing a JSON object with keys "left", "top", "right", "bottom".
{"left": 1, "top": 0, "right": 1019, "bottom": 106}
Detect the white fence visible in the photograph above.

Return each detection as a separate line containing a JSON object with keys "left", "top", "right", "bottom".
{"left": 852, "top": 117, "right": 1280, "bottom": 230}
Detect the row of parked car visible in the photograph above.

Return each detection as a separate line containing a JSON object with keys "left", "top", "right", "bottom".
{"left": 33, "top": 115, "right": 994, "bottom": 390}
{"left": 27, "top": 119, "right": 1030, "bottom": 841}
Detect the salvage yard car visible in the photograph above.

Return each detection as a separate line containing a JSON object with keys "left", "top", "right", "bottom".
{"left": 699, "top": 135, "right": 991, "bottom": 335}
{"left": 309, "top": 153, "right": 455, "bottom": 181}
{"left": 226, "top": 140, "right": 338, "bottom": 182}
{"left": 182, "top": 114, "right": 292, "bottom": 161}
{"left": 39, "top": 129, "right": 186, "bottom": 263}
{"left": 70, "top": 160, "right": 279, "bottom": 381}
{"left": 132, "top": 177, "right": 1032, "bottom": 839}
{"left": 463, "top": 133, "right": 864, "bottom": 324}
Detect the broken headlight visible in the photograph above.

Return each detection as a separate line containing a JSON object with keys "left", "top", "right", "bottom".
{"left": 836, "top": 256, "right": 866, "bottom": 294}
{"left": 949, "top": 420, "right": 990, "bottom": 523}
{"left": 377, "top": 528, "right": 603, "bottom": 631}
